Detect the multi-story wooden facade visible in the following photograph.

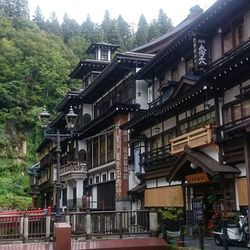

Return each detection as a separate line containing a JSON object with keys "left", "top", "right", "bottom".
{"left": 30, "top": 1, "right": 250, "bottom": 227}
{"left": 122, "top": 0, "right": 250, "bottom": 227}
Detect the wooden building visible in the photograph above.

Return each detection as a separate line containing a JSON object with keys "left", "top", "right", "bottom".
{"left": 122, "top": 0, "right": 250, "bottom": 227}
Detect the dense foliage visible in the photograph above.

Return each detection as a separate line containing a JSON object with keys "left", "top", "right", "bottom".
{"left": 0, "top": 0, "right": 173, "bottom": 209}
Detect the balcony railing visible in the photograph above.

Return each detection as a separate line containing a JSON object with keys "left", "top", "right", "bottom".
{"left": 170, "top": 125, "right": 212, "bottom": 154}
{"left": 140, "top": 145, "right": 172, "bottom": 168}
{"left": 60, "top": 161, "right": 87, "bottom": 181}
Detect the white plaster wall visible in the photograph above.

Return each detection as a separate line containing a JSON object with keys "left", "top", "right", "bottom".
{"left": 157, "top": 178, "right": 167, "bottom": 187}
{"left": 76, "top": 179, "right": 83, "bottom": 199}
{"left": 92, "top": 186, "right": 97, "bottom": 209}
{"left": 178, "top": 112, "right": 186, "bottom": 121}
{"left": 136, "top": 80, "right": 149, "bottom": 109}
{"left": 242, "top": 79, "right": 250, "bottom": 88}
{"left": 223, "top": 86, "right": 240, "bottom": 104}
{"left": 199, "top": 145, "right": 219, "bottom": 161}
{"left": 78, "top": 140, "right": 87, "bottom": 151}
{"left": 83, "top": 104, "right": 93, "bottom": 119}
{"left": 235, "top": 163, "right": 246, "bottom": 177}
{"left": 146, "top": 179, "right": 157, "bottom": 188}
{"left": 178, "top": 61, "right": 186, "bottom": 78}
{"left": 165, "top": 70, "right": 171, "bottom": 81}
{"left": 151, "top": 122, "right": 163, "bottom": 136}
{"left": 142, "top": 129, "right": 151, "bottom": 137}
{"left": 163, "top": 117, "right": 176, "bottom": 130}
{"left": 129, "top": 169, "right": 140, "bottom": 190}
{"left": 153, "top": 80, "right": 160, "bottom": 100}
{"left": 244, "top": 10, "right": 250, "bottom": 40}
{"left": 211, "top": 34, "right": 222, "bottom": 62}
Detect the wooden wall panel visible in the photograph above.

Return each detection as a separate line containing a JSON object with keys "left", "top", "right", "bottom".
{"left": 144, "top": 186, "right": 184, "bottom": 207}
{"left": 236, "top": 178, "right": 248, "bottom": 206}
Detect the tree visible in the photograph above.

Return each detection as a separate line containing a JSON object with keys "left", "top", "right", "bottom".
{"left": 106, "top": 19, "right": 121, "bottom": 45}
{"left": 134, "top": 14, "right": 148, "bottom": 47}
{"left": 148, "top": 19, "right": 160, "bottom": 42}
{"left": 61, "top": 13, "right": 80, "bottom": 43}
{"left": 32, "top": 6, "right": 45, "bottom": 30}
{"left": 101, "top": 10, "right": 112, "bottom": 42}
{"left": 46, "top": 12, "right": 61, "bottom": 37}
{"left": 81, "top": 14, "right": 94, "bottom": 42}
{"left": 0, "top": 0, "right": 29, "bottom": 18}
{"left": 157, "top": 9, "right": 173, "bottom": 35}
{"left": 117, "top": 15, "right": 132, "bottom": 50}
{"left": 14, "top": 0, "right": 29, "bottom": 18}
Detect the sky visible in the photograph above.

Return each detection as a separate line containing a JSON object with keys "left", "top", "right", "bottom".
{"left": 28, "top": 0, "right": 217, "bottom": 27}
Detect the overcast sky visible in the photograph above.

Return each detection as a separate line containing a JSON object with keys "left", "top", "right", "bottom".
{"left": 28, "top": 0, "right": 217, "bottom": 27}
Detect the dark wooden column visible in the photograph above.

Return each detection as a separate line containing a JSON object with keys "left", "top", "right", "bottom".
{"left": 244, "top": 132, "right": 250, "bottom": 247}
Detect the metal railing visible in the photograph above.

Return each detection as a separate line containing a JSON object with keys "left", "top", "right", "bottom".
{"left": 140, "top": 145, "right": 172, "bottom": 168}
{"left": 0, "top": 210, "right": 150, "bottom": 242}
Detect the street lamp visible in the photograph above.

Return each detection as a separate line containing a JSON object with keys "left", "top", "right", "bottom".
{"left": 40, "top": 105, "right": 78, "bottom": 222}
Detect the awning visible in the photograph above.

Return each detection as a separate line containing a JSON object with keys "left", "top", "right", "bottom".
{"left": 128, "top": 183, "right": 146, "bottom": 194}
{"left": 167, "top": 148, "right": 240, "bottom": 182}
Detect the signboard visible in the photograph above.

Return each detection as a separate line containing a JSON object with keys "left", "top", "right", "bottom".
{"left": 185, "top": 173, "right": 209, "bottom": 185}
{"left": 193, "top": 37, "right": 209, "bottom": 69}
{"left": 192, "top": 199, "right": 204, "bottom": 224}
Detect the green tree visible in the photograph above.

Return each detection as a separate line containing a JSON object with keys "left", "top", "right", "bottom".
{"left": 81, "top": 14, "right": 95, "bottom": 42}
{"left": 101, "top": 10, "right": 112, "bottom": 42}
{"left": 106, "top": 19, "right": 121, "bottom": 45}
{"left": 61, "top": 13, "right": 80, "bottom": 43}
{"left": 148, "top": 19, "right": 160, "bottom": 41}
{"left": 32, "top": 6, "right": 45, "bottom": 30}
{"left": 46, "top": 12, "right": 62, "bottom": 37}
{"left": 134, "top": 14, "right": 148, "bottom": 47}
{"left": 157, "top": 9, "right": 173, "bottom": 35}
{"left": 14, "top": 0, "right": 29, "bottom": 18}
{"left": 117, "top": 15, "right": 132, "bottom": 50}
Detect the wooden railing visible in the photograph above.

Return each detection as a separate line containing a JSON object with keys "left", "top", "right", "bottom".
{"left": 60, "top": 162, "right": 87, "bottom": 180}
{"left": 140, "top": 145, "right": 171, "bottom": 168}
{"left": 170, "top": 125, "right": 212, "bottom": 154}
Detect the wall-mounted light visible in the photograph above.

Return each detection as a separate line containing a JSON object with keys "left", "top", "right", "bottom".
{"left": 190, "top": 163, "right": 198, "bottom": 169}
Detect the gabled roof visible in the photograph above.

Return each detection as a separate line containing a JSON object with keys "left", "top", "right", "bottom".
{"left": 86, "top": 43, "right": 120, "bottom": 54}
{"left": 136, "top": 0, "right": 249, "bottom": 79}
{"left": 80, "top": 52, "right": 154, "bottom": 102}
{"left": 131, "top": 6, "right": 203, "bottom": 54}
{"left": 69, "top": 59, "right": 110, "bottom": 79}
{"left": 167, "top": 148, "right": 240, "bottom": 182}
{"left": 56, "top": 90, "right": 82, "bottom": 112}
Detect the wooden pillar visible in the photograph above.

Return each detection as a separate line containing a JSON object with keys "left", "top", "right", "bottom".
{"left": 114, "top": 115, "right": 129, "bottom": 210}
{"left": 244, "top": 133, "right": 250, "bottom": 247}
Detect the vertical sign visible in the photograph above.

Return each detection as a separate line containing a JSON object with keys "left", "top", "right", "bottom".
{"left": 193, "top": 37, "right": 209, "bottom": 69}
{"left": 114, "top": 115, "right": 129, "bottom": 199}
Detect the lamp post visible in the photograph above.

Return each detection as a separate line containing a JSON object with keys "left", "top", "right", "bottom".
{"left": 40, "top": 106, "right": 77, "bottom": 222}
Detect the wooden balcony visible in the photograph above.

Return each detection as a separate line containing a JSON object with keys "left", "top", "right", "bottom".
{"left": 140, "top": 145, "right": 176, "bottom": 171}
{"left": 170, "top": 125, "right": 212, "bottom": 154}
{"left": 60, "top": 161, "right": 87, "bottom": 181}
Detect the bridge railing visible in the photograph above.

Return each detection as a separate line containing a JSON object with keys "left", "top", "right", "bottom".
{"left": 0, "top": 209, "right": 152, "bottom": 242}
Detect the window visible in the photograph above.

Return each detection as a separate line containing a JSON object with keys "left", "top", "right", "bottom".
{"left": 100, "top": 48, "right": 108, "bottom": 61}
{"left": 110, "top": 172, "right": 115, "bottom": 180}
{"left": 223, "top": 30, "right": 233, "bottom": 53}
{"left": 87, "top": 141, "right": 92, "bottom": 169}
{"left": 151, "top": 135, "right": 162, "bottom": 150}
{"left": 93, "top": 138, "right": 98, "bottom": 167}
{"left": 148, "top": 85, "right": 153, "bottom": 104}
{"left": 89, "top": 177, "right": 93, "bottom": 185}
{"left": 171, "top": 68, "right": 179, "bottom": 81}
{"left": 163, "top": 130, "right": 176, "bottom": 146}
{"left": 107, "top": 132, "right": 114, "bottom": 161}
{"left": 95, "top": 175, "right": 100, "bottom": 184}
{"left": 179, "top": 110, "right": 215, "bottom": 135}
{"left": 102, "top": 174, "right": 107, "bottom": 182}
{"left": 100, "top": 135, "right": 106, "bottom": 165}
{"left": 234, "top": 21, "right": 244, "bottom": 47}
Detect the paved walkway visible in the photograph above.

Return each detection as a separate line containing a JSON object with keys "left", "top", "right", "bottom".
{"left": 184, "top": 237, "right": 248, "bottom": 250}
{"left": 0, "top": 237, "right": 248, "bottom": 250}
